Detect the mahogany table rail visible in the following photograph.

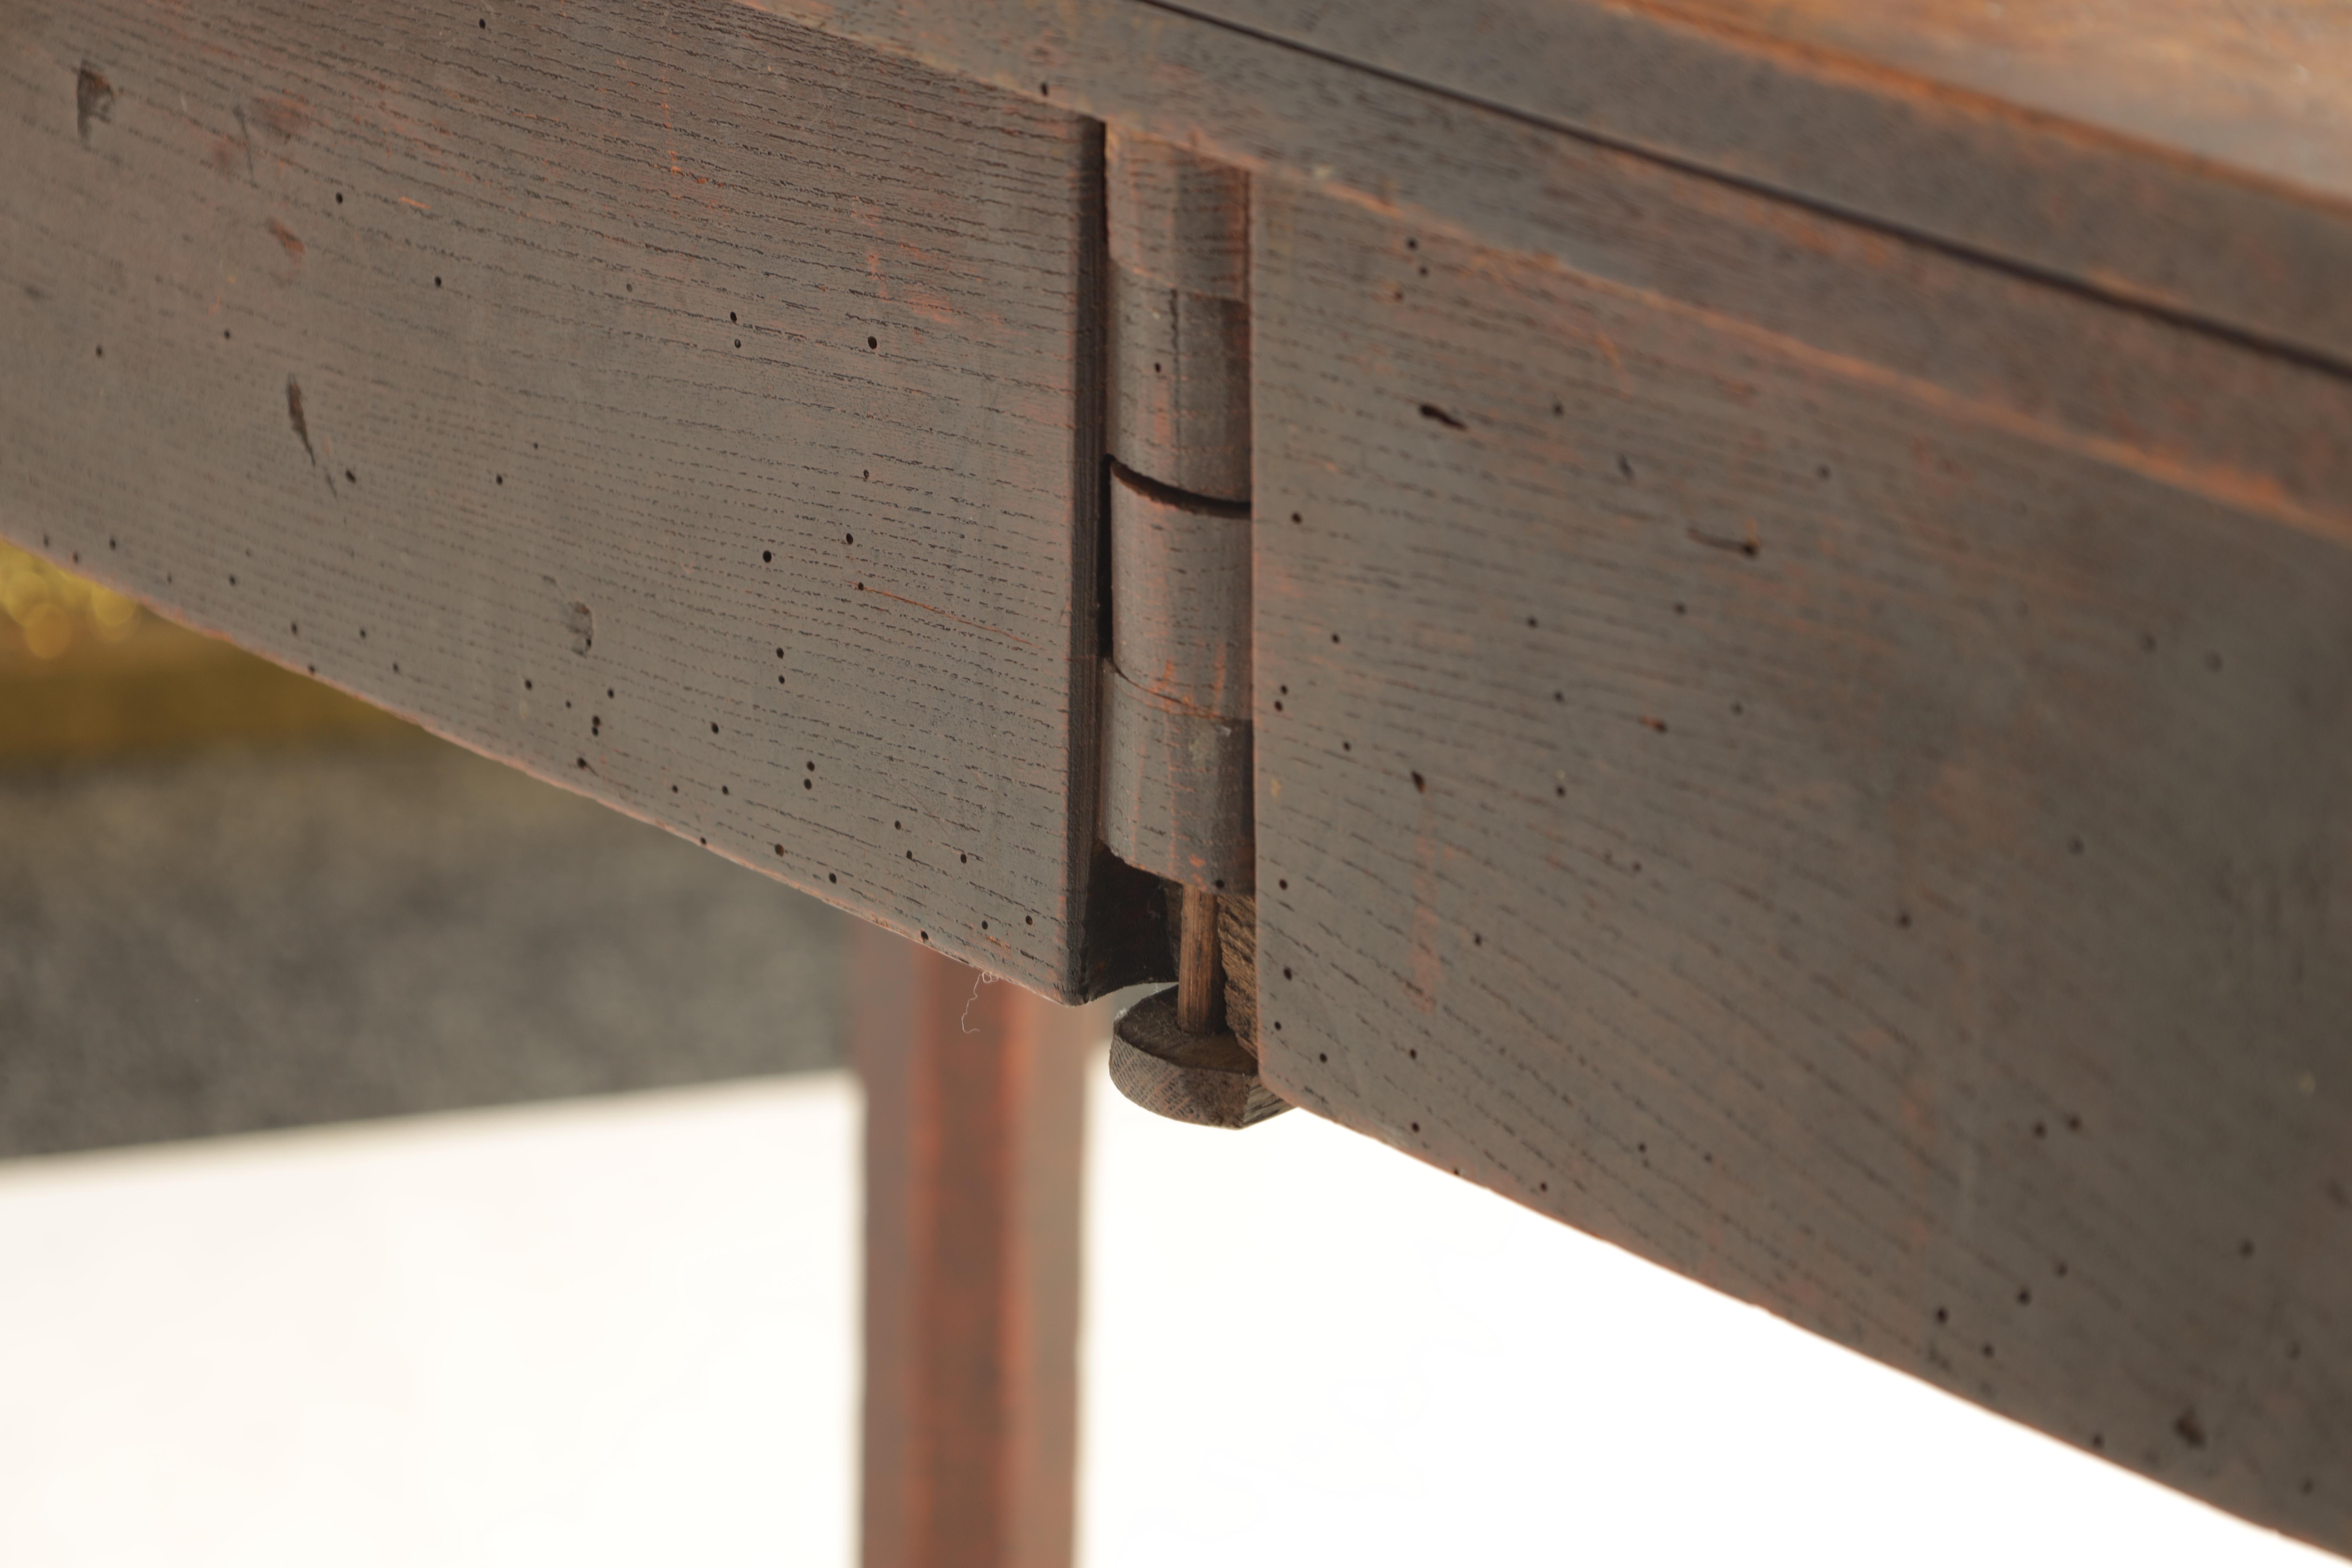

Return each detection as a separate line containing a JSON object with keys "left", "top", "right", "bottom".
{"left": 4, "top": 0, "right": 2348, "bottom": 1558}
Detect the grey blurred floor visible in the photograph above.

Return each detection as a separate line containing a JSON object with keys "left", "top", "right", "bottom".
{"left": 0, "top": 738, "right": 845, "bottom": 1156}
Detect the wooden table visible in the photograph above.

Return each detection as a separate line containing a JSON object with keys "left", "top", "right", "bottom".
{"left": 6, "top": 0, "right": 2348, "bottom": 1559}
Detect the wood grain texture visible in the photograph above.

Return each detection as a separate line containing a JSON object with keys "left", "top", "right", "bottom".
{"left": 1176, "top": 883, "right": 1223, "bottom": 1031}
{"left": 1105, "top": 127, "right": 1250, "bottom": 302}
{"left": 1100, "top": 470, "right": 1253, "bottom": 895}
{"left": 1107, "top": 263, "right": 1251, "bottom": 503}
{"left": 1099, "top": 657, "right": 1252, "bottom": 893}
{"left": 1166, "top": 0, "right": 2352, "bottom": 369}
{"left": 1671, "top": 0, "right": 2352, "bottom": 199}
{"left": 1109, "top": 467, "right": 1250, "bottom": 720}
{"left": 757, "top": 0, "right": 2352, "bottom": 371}
{"left": 754, "top": 0, "right": 2352, "bottom": 534}
{"left": 1105, "top": 128, "right": 1250, "bottom": 500}
{"left": 1218, "top": 889, "right": 1259, "bottom": 1054}
{"left": 854, "top": 922, "right": 1092, "bottom": 1568}
{"left": 0, "top": 0, "right": 1145, "bottom": 1000}
{"left": 1109, "top": 986, "right": 1287, "bottom": 1128}
{"left": 1251, "top": 175, "right": 2352, "bottom": 1552}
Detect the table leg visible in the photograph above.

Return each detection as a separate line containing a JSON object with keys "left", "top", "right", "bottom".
{"left": 852, "top": 923, "right": 1090, "bottom": 1568}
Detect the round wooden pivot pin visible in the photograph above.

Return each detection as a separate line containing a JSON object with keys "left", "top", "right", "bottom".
{"left": 1110, "top": 987, "right": 1291, "bottom": 1129}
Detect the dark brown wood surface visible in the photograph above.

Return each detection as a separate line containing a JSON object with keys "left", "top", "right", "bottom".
{"left": 1675, "top": 0, "right": 2352, "bottom": 198}
{"left": 1108, "top": 470, "right": 1252, "bottom": 722}
{"left": 17, "top": 0, "right": 2345, "bottom": 999}
{"left": 1099, "top": 655, "right": 1252, "bottom": 892}
{"left": 1096, "top": 123, "right": 1256, "bottom": 902}
{"left": 1167, "top": 0, "right": 2352, "bottom": 368}
{"left": 1107, "top": 986, "right": 1286, "bottom": 1129}
{"left": 1217, "top": 890, "right": 1259, "bottom": 1052}
{"left": 1249, "top": 171, "right": 2352, "bottom": 1554}
{"left": 0, "top": 0, "right": 1158, "bottom": 1001}
{"left": 10, "top": 0, "right": 2352, "bottom": 1550}
{"left": 1105, "top": 129, "right": 1252, "bottom": 504}
{"left": 1099, "top": 471, "right": 1255, "bottom": 896}
{"left": 853, "top": 922, "right": 1090, "bottom": 1568}
{"left": 762, "top": 0, "right": 2352, "bottom": 370}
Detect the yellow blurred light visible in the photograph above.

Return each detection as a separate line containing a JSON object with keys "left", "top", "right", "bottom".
{"left": 89, "top": 587, "right": 141, "bottom": 639}
{"left": 0, "top": 536, "right": 419, "bottom": 762}
{"left": 0, "top": 540, "right": 149, "bottom": 651}
{"left": 21, "top": 602, "right": 74, "bottom": 660}
{"left": 1, "top": 566, "right": 48, "bottom": 625}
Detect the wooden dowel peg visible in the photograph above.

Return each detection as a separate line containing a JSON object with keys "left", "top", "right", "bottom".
{"left": 1178, "top": 885, "right": 1224, "bottom": 1033}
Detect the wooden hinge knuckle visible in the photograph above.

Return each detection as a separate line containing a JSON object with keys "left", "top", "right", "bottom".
{"left": 1106, "top": 131, "right": 1252, "bottom": 503}
{"left": 1099, "top": 128, "right": 1255, "bottom": 899}
{"left": 1099, "top": 467, "right": 1254, "bottom": 894}
{"left": 1098, "top": 128, "right": 1280, "bottom": 1126}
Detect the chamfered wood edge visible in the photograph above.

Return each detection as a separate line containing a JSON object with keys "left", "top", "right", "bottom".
{"left": 746, "top": 0, "right": 2352, "bottom": 375}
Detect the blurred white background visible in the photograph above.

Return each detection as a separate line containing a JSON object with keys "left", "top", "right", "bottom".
{"left": 0, "top": 1057, "right": 2329, "bottom": 1568}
